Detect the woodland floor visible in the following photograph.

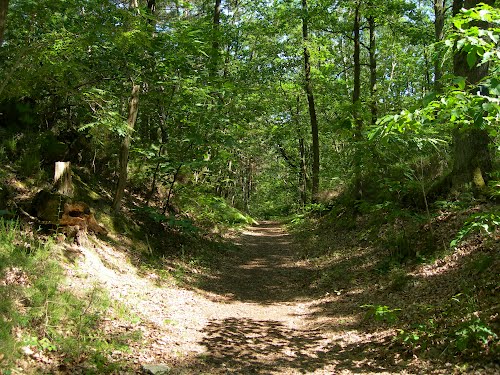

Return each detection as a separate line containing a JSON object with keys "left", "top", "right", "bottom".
{"left": 24, "top": 220, "right": 498, "bottom": 374}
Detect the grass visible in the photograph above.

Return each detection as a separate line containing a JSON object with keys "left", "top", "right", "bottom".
{"left": 0, "top": 219, "right": 139, "bottom": 373}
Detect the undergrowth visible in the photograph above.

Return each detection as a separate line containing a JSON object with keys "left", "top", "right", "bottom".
{"left": 291, "top": 198, "right": 499, "bottom": 367}
{"left": 0, "top": 219, "right": 137, "bottom": 374}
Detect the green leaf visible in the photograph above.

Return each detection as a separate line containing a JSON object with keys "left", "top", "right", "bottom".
{"left": 467, "top": 50, "right": 478, "bottom": 68}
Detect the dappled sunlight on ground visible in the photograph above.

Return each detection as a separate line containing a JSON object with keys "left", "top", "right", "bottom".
{"left": 52, "top": 219, "right": 498, "bottom": 374}
{"left": 198, "top": 317, "right": 335, "bottom": 374}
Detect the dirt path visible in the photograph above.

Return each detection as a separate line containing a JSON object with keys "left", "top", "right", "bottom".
{"left": 68, "top": 222, "right": 416, "bottom": 374}
{"left": 136, "top": 222, "right": 400, "bottom": 375}
{"left": 185, "top": 222, "right": 333, "bottom": 374}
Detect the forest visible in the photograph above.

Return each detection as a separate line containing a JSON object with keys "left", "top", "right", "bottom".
{"left": 0, "top": 0, "right": 499, "bottom": 374}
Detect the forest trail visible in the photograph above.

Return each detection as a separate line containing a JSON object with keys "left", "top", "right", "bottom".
{"left": 154, "top": 222, "right": 340, "bottom": 374}
{"left": 69, "top": 222, "right": 413, "bottom": 374}
{"left": 128, "top": 222, "right": 403, "bottom": 374}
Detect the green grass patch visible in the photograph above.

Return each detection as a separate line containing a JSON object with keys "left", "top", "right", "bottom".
{"left": 0, "top": 219, "right": 137, "bottom": 373}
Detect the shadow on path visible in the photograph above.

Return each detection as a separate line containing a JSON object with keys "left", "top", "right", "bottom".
{"left": 188, "top": 316, "right": 409, "bottom": 374}
{"left": 198, "top": 222, "right": 318, "bottom": 303}
{"left": 200, "top": 317, "right": 335, "bottom": 374}
{"left": 167, "top": 222, "right": 454, "bottom": 374}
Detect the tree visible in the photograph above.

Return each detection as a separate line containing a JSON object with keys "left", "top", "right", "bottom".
{"left": 211, "top": 0, "right": 222, "bottom": 78}
{"left": 352, "top": 1, "right": 363, "bottom": 199}
{"left": 433, "top": 0, "right": 449, "bottom": 92}
{"left": 450, "top": 0, "right": 495, "bottom": 191}
{"left": 112, "top": 83, "right": 140, "bottom": 211}
{"left": 302, "top": 0, "right": 320, "bottom": 201}
{"left": 368, "top": 1, "right": 377, "bottom": 125}
{"left": 0, "top": 0, "right": 8, "bottom": 46}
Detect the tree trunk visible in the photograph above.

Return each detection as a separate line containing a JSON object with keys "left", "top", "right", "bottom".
{"left": 352, "top": 2, "right": 363, "bottom": 200}
{"left": 368, "top": 12, "right": 377, "bottom": 126}
{"left": 145, "top": 144, "right": 164, "bottom": 205}
{"left": 147, "top": 0, "right": 156, "bottom": 14}
{"left": 147, "top": 0, "right": 157, "bottom": 29}
{"left": 302, "top": 0, "right": 320, "bottom": 201}
{"left": 0, "top": 0, "right": 9, "bottom": 46}
{"left": 211, "top": 0, "right": 222, "bottom": 78}
{"left": 162, "top": 163, "right": 182, "bottom": 215}
{"left": 450, "top": 0, "right": 494, "bottom": 191}
{"left": 434, "top": 0, "right": 447, "bottom": 92}
{"left": 294, "top": 94, "right": 308, "bottom": 206}
{"left": 113, "top": 84, "right": 140, "bottom": 212}
{"left": 352, "top": 3, "right": 362, "bottom": 131}
{"left": 299, "top": 137, "right": 308, "bottom": 205}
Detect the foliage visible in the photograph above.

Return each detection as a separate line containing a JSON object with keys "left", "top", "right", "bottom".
{"left": 361, "top": 304, "right": 401, "bottom": 324}
{"left": 135, "top": 206, "right": 199, "bottom": 234}
{"left": 454, "top": 317, "right": 497, "bottom": 352}
{"left": 176, "top": 186, "right": 255, "bottom": 228}
{"left": 0, "top": 0, "right": 499, "bottom": 372}
{"left": 373, "top": 4, "right": 500, "bottom": 140}
{"left": 446, "top": 4, "right": 500, "bottom": 69}
{"left": 451, "top": 212, "right": 500, "bottom": 248}
{"left": 395, "top": 292, "right": 498, "bottom": 356}
{"left": 396, "top": 319, "right": 437, "bottom": 352}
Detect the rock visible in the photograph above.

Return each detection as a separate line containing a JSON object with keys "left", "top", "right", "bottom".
{"left": 141, "top": 364, "right": 172, "bottom": 374}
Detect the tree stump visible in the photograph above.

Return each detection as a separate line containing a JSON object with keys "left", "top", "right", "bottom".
{"left": 31, "top": 190, "right": 107, "bottom": 235}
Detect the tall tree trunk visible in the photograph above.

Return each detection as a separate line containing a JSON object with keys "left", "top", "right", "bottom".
{"left": 294, "top": 94, "right": 308, "bottom": 205}
{"left": 352, "top": 2, "right": 363, "bottom": 200}
{"left": 0, "top": 0, "right": 9, "bottom": 46}
{"left": 434, "top": 0, "right": 447, "bottom": 92}
{"left": 368, "top": 12, "right": 377, "bottom": 126}
{"left": 302, "top": 0, "right": 320, "bottom": 201}
{"left": 112, "top": 84, "right": 140, "bottom": 212}
{"left": 146, "top": 144, "right": 164, "bottom": 205}
{"left": 147, "top": 0, "right": 157, "bottom": 29}
{"left": 299, "top": 137, "right": 308, "bottom": 205}
{"left": 147, "top": 0, "right": 156, "bottom": 14}
{"left": 352, "top": 3, "right": 362, "bottom": 131}
{"left": 451, "top": 0, "right": 494, "bottom": 191}
{"left": 211, "top": 0, "right": 222, "bottom": 78}
{"left": 162, "top": 163, "right": 183, "bottom": 215}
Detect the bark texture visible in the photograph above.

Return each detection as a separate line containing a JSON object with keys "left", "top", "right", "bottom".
{"left": 302, "top": 0, "right": 320, "bottom": 201}
{"left": 433, "top": 0, "right": 447, "bottom": 92}
{"left": 211, "top": 0, "right": 222, "bottom": 77}
{"left": 368, "top": 12, "right": 377, "bottom": 126}
{"left": 113, "top": 84, "right": 140, "bottom": 212}
{"left": 54, "top": 161, "right": 73, "bottom": 197}
{"left": 352, "top": 2, "right": 363, "bottom": 200}
{"left": 0, "top": 0, "right": 9, "bottom": 46}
